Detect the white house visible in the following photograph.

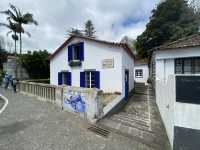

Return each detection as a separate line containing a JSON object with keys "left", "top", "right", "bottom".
{"left": 134, "top": 59, "right": 149, "bottom": 83}
{"left": 49, "top": 35, "right": 135, "bottom": 99}
{"left": 153, "top": 33, "right": 200, "bottom": 150}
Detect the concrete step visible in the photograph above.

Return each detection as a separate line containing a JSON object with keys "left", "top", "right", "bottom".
{"left": 112, "top": 115, "right": 150, "bottom": 129}
{"left": 109, "top": 116, "right": 151, "bottom": 132}
{"left": 119, "top": 112, "right": 150, "bottom": 120}
{"left": 113, "top": 114, "right": 150, "bottom": 126}
{"left": 98, "top": 119, "right": 165, "bottom": 150}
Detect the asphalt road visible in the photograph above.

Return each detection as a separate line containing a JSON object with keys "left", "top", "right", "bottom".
{"left": 0, "top": 98, "right": 4, "bottom": 111}
{"left": 0, "top": 88, "right": 153, "bottom": 150}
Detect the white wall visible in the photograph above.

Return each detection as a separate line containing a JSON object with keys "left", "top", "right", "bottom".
{"left": 175, "top": 102, "right": 200, "bottom": 130}
{"left": 156, "top": 75, "right": 175, "bottom": 147}
{"left": 134, "top": 65, "right": 149, "bottom": 83}
{"left": 122, "top": 49, "right": 135, "bottom": 94}
{"left": 50, "top": 37, "right": 134, "bottom": 94}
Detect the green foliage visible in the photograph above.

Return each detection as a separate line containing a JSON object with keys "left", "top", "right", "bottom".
{"left": 67, "top": 28, "right": 83, "bottom": 36}
{"left": 0, "top": 70, "right": 5, "bottom": 84}
{"left": 84, "top": 20, "right": 96, "bottom": 38}
{"left": 136, "top": 0, "right": 200, "bottom": 58}
{"left": 0, "top": 50, "right": 7, "bottom": 70}
{"left": 20, "top": 50, "right": 50, "bottom": 79}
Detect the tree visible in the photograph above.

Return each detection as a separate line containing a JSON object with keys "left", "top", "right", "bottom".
{"left": 20, "top": 50, "right": 50, "bottom": 79}
{"left": 0, "top": 36, "right": 5, "bottom": 51}
{"left": 84, "top": 20, "right": 96, "bottom": 38}
{"left": 0, "top": 20, "right": 19, "bottom": 54}
{"left": 67, "top": 28, "right": 83, "bottom": 36}
{"left": 1, "top": 4, "right": 38, "bottom": 54}
{"left": 0, "top": 37, "right": 7, "bottom": 70}
{"left": 135, "top": 0, "right": 200, "bottom": 58}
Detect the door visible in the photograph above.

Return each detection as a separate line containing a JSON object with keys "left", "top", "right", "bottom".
{"left": 125, "top": 70, "right": 129, "bottom": 100}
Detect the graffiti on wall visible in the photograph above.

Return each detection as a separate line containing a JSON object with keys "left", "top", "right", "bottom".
{"left": 63, "top": 91, "right": 86, "bottom": 112}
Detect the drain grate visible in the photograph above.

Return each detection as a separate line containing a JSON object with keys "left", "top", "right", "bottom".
{"left": 88, "top": 124, "right": 110, "bottom": 138}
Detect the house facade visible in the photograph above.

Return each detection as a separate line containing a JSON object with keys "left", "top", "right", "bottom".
{"left": 49, "top": 35, "right": 135, "bottom": 98}
{"left": 134, "top": 59, "right": 149, "bottom": 83}
{"left": 153, "top": 33, "right": 200, "bottom": 150}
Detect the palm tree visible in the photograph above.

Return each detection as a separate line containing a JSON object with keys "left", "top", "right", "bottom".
{"left": 1, "top": 4, "right": 38, "bottom": 54}
{"left": 0, "top": 20, "right": 19, "bottom": 54}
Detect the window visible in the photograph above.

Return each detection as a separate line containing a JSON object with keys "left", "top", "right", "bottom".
{"left": 85, "top": 71, "right": 96, "bottom": 88}
{"left": 72, "top": 44, "right": 81, "bottom": 60}
{"left": 135, "top": 69, "right": 143, "bottom": 78}
{"left": 58, "top": 72, "right": 71, "bottom": 85}
{"left": 68, "top": 42, "right": 84, "bottom": 62}
{"left": 175, "top": 57, "right": 200, "bottom": 74}
{"left": 80, "top": 71, "right": 100, "bottom": 89}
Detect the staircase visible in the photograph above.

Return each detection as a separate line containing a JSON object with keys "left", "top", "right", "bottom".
{"left": 134, "top": 83, "right": 147, "bottom": 95}
{"left": 98, "top": 84, "right": 170, "bottom": 150}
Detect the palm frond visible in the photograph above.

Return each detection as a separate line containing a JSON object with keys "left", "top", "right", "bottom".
{"left": 12, "top": 34, "right": 18, "bottom": 40}
{"left": 22, "top": 13, "right": 38, "bottom": 25}
{"left": 5, "top": 9, "right": 18, "bottom": 22}
{"left": 6, "top": 30, "right": 13, "bottom": 36}
{"left": 9, "top": 3, "right": 20, "bottom": 18}
{"left": 0, "top": 23, "right": 11, "bottom": 29}
{"left": 24, "top": 31, "right": 31, "bottom": 37}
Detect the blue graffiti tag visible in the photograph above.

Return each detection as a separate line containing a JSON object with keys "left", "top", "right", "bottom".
{"left": 64, "top": 94, "right": 86, "bottom": 112}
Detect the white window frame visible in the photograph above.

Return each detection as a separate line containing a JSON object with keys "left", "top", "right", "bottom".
{"left": 85, "top": 71, "right": 95, "bottom": 88}
{"left": 135, "top": 69, "right": 143, "bottom": 78}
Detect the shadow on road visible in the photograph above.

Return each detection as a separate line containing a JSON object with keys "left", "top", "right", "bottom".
{"left": 0, "top": 120, "right": 34, "bottom": 137}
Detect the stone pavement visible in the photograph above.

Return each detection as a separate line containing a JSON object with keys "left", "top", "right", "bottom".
{"left": 0, "top": 88, "right": 155, "bottom": 150}
{"left": 98, "top": 84, "right": 171, "bottom": 150}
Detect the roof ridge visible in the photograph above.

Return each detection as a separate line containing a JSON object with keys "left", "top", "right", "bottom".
{"left": 49, "top": 35, "right": 135, "bottom": 60}
{"left": 164, "top": 33, "right": 200, "bottom": 47}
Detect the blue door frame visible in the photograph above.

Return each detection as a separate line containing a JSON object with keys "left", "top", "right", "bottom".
{"left": 125, "top": 69, "right": 129, "bottom": 100}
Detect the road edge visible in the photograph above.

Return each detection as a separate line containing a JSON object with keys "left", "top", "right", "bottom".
{"left": 0, "top": 94, "right": 8, "bottom": 114}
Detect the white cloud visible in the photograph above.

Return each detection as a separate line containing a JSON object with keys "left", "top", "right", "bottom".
{"left": 0, "top": 0, "right": 160, "bottom": 53}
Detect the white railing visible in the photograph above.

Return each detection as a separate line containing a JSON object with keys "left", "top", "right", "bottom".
{"left": 18, "top": 81, "right": 56, "bottom": 102}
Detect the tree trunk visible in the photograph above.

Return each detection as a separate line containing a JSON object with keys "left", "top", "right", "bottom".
{"left": 20, "top": 32, "right": 22, "bottom": 54}
{"left": 14, "top": 32, "right": 17, "bottom": 55}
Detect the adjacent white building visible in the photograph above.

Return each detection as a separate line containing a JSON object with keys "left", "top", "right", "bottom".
{"left": 49, "top": 35, "right": 135, "bottom": 99}
{"left": 153, "top": 33, "right": 200, "bottom": 150}
{"left": 134, "top": 59, "right": 149, "bottom": 83}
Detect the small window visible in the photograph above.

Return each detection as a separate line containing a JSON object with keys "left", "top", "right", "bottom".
{"left": 135, "top": 69, "right": 143, "bottom": 78}
{"left": 58, "top": 71, "right": 71, "bottom": 85}
{"left": 68, "top": 42, "right": 84, "bottom": 63}
{"left": 72, "top": 45, "right": 81, "bottom": 60}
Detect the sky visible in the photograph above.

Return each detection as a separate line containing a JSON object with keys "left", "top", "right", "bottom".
{"left": 0, "top": 0, "right": 161, "bottom": 53}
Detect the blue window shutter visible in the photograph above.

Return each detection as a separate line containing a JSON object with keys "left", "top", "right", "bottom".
{"left": 79, "top": 42, "right": 84, "bottom": 61}
{"left": 58, "top": 72, "right": 62, "bottom": 85}
{"left": 66, "top": 72, "right": 72, "bottom": 86}
{"left": 80, "top": 72, "right": 85, "bottom": 87}
{"left": 94, "top": 71, "right": 100, "bottom": 89}
{"left": 68, "top": 45, "right": 73, "bottom": 61}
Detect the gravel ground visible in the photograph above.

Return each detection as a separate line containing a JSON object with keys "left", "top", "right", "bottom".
{"left": 0, "top": 88, "right": 152, "bottom": 150}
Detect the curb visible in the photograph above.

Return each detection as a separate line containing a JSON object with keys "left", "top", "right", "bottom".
{"left": 0, "top": 94, "right": 8, "bottom": 114}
